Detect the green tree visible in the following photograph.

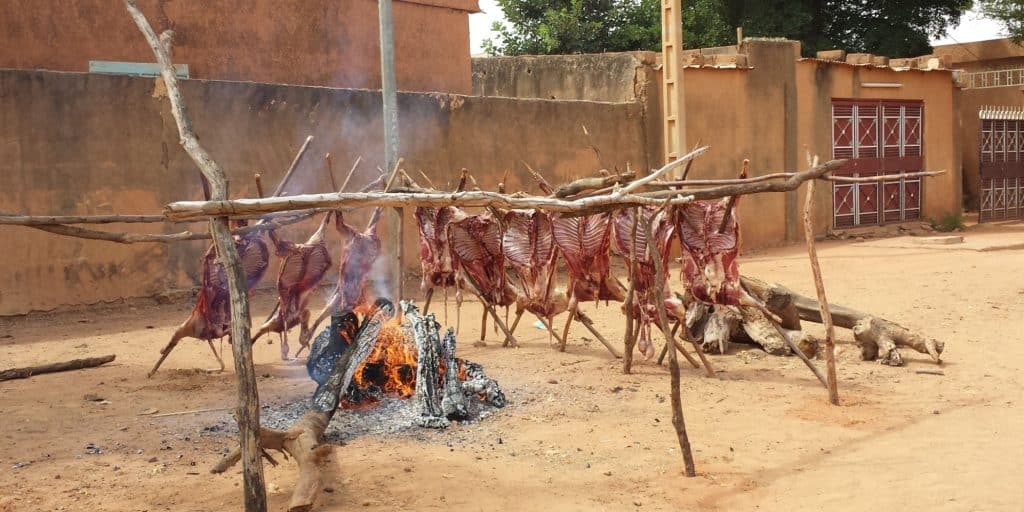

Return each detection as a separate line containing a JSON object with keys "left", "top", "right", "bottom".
{"left": 483, "top": 0, "right": 971, "bottom": 58}
{"left": 482, "top": 0, "right": 733, "bottom": 55}
{"left": 979, "top": 0, "right": 1024, "bottom": 43}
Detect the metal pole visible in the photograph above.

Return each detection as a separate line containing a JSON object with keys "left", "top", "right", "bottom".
{"left": 378, "top": 0, "right": 403, "bottom": 302}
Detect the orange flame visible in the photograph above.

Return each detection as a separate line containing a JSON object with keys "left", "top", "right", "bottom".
{"left": 344, "top": 303, "right": 466, "bottom": 408}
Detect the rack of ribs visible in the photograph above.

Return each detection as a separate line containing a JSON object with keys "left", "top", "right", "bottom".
{"left": 300, "top": 210, "right": 383, "bottom": 356}
{"left": 613, "top": 206, "right": 675, "bottom": 359}
{"left": 253, "top": 213, "right": 333, "bottom": 359}
{"left": 148, "top": 229, "right": 269, "bottom": 376}
{"left": 674, "top": 199, "right": 742, "bottom": 307}
{"left": 502, "top": 209, "right": 568, "bottom": 330}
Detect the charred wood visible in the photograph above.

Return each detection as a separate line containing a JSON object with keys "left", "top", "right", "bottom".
{"left": 401, "top": 301, "right": 448, "bottom": 428}
{"left": 441, "top": 328, "right": 469, "bottom": 421}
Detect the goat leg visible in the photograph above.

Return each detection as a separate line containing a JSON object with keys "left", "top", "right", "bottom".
{"left": 422, "top": 287, "right": 434, "bottom": 315}
{"left": 299, "top": 308, "right": 312, "bottom": 357}
{"left": 148, "top": 327, "right": 188, "bottom": 378}
{"left": 279, "top": 331, "right": 291, "bottom": 361}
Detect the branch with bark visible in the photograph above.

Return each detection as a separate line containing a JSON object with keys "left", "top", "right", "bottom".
{"left": 123, "top": 1, "right": 267, "bottom": 510}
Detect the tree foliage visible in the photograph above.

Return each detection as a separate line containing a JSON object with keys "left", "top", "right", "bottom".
{"left": 979, "top": 0, "right": 1024, "bottom": 44}
{"left": 483, "top": 0, "right": 972, "bottom": 58}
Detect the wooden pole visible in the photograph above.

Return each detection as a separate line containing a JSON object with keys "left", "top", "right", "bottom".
{"left": 802, "top": 165, "right": 839, "bottom": 405}
{"left": 0, "top": 355, "right": 116, "bottom": 381}
{"left": 123, "top": 3, "right": 266, "bottom": 510}
{"left": 646, "top": 201, "right": 696, "bottom": 477}
{"left": 4, "top": 212, "right": 314, "bottom": 245}
{"left": 272, "top": 135, "right": 314, "bottom": 197}
{"left": 161, "top": 159, "right": 848, "bottom": 222}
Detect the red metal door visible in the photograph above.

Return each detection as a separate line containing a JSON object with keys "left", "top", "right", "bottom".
{"left": 831, "top": 99, "right": 924, "bottom": 227}
{"left": 979, "top": 110, "right": 1024, "bottom": 222}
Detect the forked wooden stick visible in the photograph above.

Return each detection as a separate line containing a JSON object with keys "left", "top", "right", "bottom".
{"left": 123, "top": 2, "right": 266, "bottom": 509}
{"left": 646, "top": 200, "right": 697, "bottom": 477}
{"left": 802, "top": 155, "right": 839, "bottom": 405}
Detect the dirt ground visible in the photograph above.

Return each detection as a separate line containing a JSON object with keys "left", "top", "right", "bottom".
{"left": 1, "top": 222, "right": 1023, "bottom": 512}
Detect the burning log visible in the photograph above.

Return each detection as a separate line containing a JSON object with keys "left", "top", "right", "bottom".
{"left": 459, "top": 359, "right": 507, "bottom": 408}
{"left": 213, "top": 299, "right": 396, "bottom": 512}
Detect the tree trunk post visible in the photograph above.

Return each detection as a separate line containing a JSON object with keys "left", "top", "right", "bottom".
{"left": 802, "top": 176, "right": 839, "bottom": 405}
{"left": 124, "top": 2, "right": 266, "bottom": 509}
{"left": 647, "top": 202, "right": 697, "bottom": 477}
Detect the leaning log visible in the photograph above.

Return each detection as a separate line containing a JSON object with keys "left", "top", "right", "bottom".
{"left": 741, "top": 276, "right": 943, "bottom": 364}
{"left": 0, "top": 355, "right": 116, "bottom": 381}
{"left": 212, "top": 299, "right": 395, "bottom": 512}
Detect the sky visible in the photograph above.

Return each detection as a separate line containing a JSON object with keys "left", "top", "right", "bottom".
{"left": 469, "top": 3, "right": 1006, "bottom": 55}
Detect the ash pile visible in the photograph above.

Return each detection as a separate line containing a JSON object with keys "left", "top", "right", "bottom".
{"left": 262, "top": 299, "right": 505, "bottom": 441}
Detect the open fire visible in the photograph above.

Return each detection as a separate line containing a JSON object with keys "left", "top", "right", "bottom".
{"left": 309, "top": 300, "right": 500, "bottom": 417}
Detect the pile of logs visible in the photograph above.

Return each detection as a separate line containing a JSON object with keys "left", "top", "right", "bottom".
{"left": 678, "top": 275, "right": 943, "bottom": 367}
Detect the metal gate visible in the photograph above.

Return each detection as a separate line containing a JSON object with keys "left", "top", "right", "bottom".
{"left": 832, "top": 100, "right": 923, "bottom": 228}
{"left": 979, "top": 107, "right": 1024, "bottom": 222}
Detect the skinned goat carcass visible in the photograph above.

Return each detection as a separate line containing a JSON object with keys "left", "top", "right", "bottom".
{"left": 415, "top": 205, "right": 467, "bottom": 324}
{"left": 674, "top": 199, "right": 743, "bottom": 306}
{"left": 612, "top": 207, "right": 674, "bottom": 360}
{"left": 149, "top": 229, "right": 270, "bottom": 377}
{"left": 502, "top": 209, "right": 568, "bottom": 335}
{"left": 253, "top": 214, "right": 333, "bottom": 360}
{"left": 300, "top": 210, "right": 383, "bottom": 356}
{"left": 552, "top": 213, "right": 626, "bottom": 303}
{"left": 449, "top": 213, "right": 517, "bottom": 308}
{"left": 552, "top": 212, "right": 626, "bottom": 348}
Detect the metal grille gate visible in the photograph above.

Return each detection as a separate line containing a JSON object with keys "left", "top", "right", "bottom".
{"left": 979, "top": 107, "right": 1024, "bottom": 222}
{"left": 832, "top": 100, "right": 923, "bottom": 228}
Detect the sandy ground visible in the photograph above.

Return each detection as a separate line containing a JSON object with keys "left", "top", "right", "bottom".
{"left": 1, "top": 222, "right": 1023, "bottom": 512}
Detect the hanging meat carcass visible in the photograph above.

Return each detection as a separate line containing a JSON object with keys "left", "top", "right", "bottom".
{"left": 449, "top": 213, "right": 517, "bottom": 308}
{"left": 148, "top": 228, "right": 270, "bottom": 377}
{"left": 551, "top": 212, "right": 626, "bottom": 347}
{"left": 502, "top": 209, "right": 568, "bottom": 328}
{"left": 415, "top": 205, "right": 466, "bottom": 318}
{"left": 674, "top": 199, "right": 743, "bottom": 306}
{"left": 552, "top": 213, "right": 625, "bottom": 303}
{"left": 612, "top": 207, "right": 674, "bottom": 360}
{"left": 300, "top": 209, "right": 383, "bottom": 355}
{"left": 253, "top": 213, "right": 333, "bottom": 359}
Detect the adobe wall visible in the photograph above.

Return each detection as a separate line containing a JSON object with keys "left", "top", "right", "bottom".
{"left": 472, "top": 52, "right": 658, "bottom": 103}
{"left": 958, "top": 87, "right": 1024, "bottom": 209}
{"left": 0, "top": 70, "right": 649, "bottom": 315}
{"left": 471, "top": 51, "right": 664, "bottom": 188}
{"left": 678, "top": 41, "right": 802, "bottom": 249}
{"left": 934, "top": 39, "right": 1024, "bottom": 72}
{"left": 794, "top": 60, "right": 963, "bottom": 226}
{"left": 0, "top": 0, "right": 475, "bottom": 94}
